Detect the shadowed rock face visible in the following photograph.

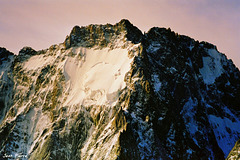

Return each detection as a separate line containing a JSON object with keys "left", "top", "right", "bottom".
{"left": 0, "top": 19, "right": 240, "bottom": 160}
{"left": 0, "top": 47, "right": 13, "bottom": 56}
{"left": 118, "top": 27, "right": 240, "bottom": 159}
{"left": 0, "top": 47, "right": 13, "bottom": 64}
{"left": 0, "top": 48, "right": 14, "bottom": 124}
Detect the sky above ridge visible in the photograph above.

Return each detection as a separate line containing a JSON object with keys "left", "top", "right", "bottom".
{"left": 0, "top": 0, "right": 239, "bottom": 68}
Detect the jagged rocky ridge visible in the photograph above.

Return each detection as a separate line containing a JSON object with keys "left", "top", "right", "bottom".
{"left": 0, "top": 19, "right": 240, "bottom": 160}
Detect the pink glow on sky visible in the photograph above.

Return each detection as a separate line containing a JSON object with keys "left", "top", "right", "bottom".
{"left": 0, "top": 0, "right": 239, "bottom": 67}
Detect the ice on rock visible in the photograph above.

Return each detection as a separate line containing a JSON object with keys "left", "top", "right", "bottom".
{"left": 152, "top": 74, "right": 162, "bottom": 92}
{"left": 208, "top": 107, "right": 240, "bottom": 157}
{"left": 199, "top": 49, "right": 224, "bottom": 84}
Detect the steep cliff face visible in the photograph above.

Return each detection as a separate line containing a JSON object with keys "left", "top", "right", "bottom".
{"left": 0, "top": 20, "right": 239, "bottom": 160}
{"left": 0, "top": 48, "right": 14, "bottom": 123}
{"left": 118, "top": 27, "right": 240, "bottom": 160}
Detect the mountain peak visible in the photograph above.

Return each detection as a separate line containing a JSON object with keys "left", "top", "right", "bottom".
{"left": 117, "top": 19, "right": 134, "bottom": 28}
{"left": 1, "top": 20, "right": 240, "bottom": 160}
{"left": 0, "top": 47, "right": 13, "bottom": 64}
{"left": 0, "top": 47, "right": 13, "bottom": 58}
{"left": 116, "top": 19, "right": 143, "bottom": 44}
{"left": 64, "top": 19, "right": 142, "bottom": 49}
{"left": 19, "top": 46, "right": 37, "bottom": 56}
{"left": 70, "top": 25, "right": 81, "bottom": 37}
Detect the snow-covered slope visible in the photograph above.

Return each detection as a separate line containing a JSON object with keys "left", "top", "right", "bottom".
{"left": 63, "top": 47, "right": 132, "bottom": 106}
{"left": 0, "top": 20, "right": 240, "bottom": 160}
{"left": 199, "top": 48, "right": 224, "bottom": 84}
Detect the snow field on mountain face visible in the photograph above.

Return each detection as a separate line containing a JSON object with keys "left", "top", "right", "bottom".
{"left": 17, "top": 44, "right": 133, "bottom": 158}
{"left": 63, "top": 47, "right": 132, "bottom": 106}
{"left": 23, "top": 54, "right": 55, "bottom": 70}
{"left": 199, "top": 49, "right": 224, "bottom": 84}
{"left": 208, "top": 107, "right": 240, "bottom": 158}
{"left": 181, "top": 98, "right": 199, "bottom": 146}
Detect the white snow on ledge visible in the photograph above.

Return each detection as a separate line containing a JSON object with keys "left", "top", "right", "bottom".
{"left": 199, "top": 49, "right": 223, "bottom": 85}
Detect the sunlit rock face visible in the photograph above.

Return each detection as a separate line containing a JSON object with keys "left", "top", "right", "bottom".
{"left": 227, "top": 139, "right": 240, "bottom": 160}
{"left": 0, "top": 20, "right": 239, "bottom": 160}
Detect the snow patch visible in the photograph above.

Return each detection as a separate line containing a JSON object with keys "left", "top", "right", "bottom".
{"left": 146, "top": 42, "right": 161, "bottom": 53}
{"left": 208, "top": 110, "right": 240, "bottom": 158}
{"left": 181, "top": 98, "right": 199, "bottom": 146}
{"left": 152, "top": 74, "right": 161, "bottom": 92}
{"left": 189, "top": 45, "right": 194, "bottom": 51}
{"left": 23, "top": 54, "right": 55, "bottom": 70}
{"left": 199, "top": 49, "right": 223, "bottom": 84}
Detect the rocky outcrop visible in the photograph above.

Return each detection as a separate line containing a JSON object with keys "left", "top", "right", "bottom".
{"left": 227, "top": 139, "right": 240, "bottom": 160}
{"left": 64, "top": 19, "right": 142, "bottom": 49}
{"left": 0, "top": 47, "right": 13, "bottom": 62}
